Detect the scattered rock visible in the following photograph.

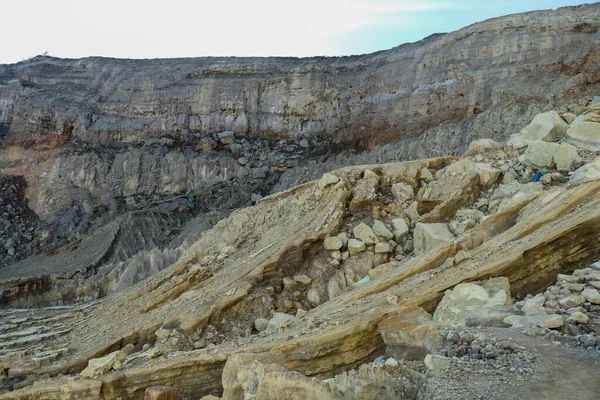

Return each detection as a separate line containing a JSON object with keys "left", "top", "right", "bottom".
{"left": 353, "top": 223, "right": 378, "bottom": 245}
{"left": 372, "top": 220, "right": 394, "bottom": 240}
{"left": 523, "top": 140, "right": 560, "bottom": 169}
{"left": 520, "top": 111, "right": 568, "bottom": 142}
{"left": 582, "top": 288, "right": 600, "bottom": 304}
{"left": 267, "top": 313, "right": 296, "bottom": 331}
{"left": 567, "top": 312, "right": 589, "bottom": 324}
{"left": 391, "top": 182, "right": 414, "bottom": 202}
{"left": 463, "top": 139, "right": 503, "bottom": 156}
{"left": 318, "top": 173, "right": 340, "bottom": 189}
{"left": 80, "top": 351, "right": 126, "bottom": 377}
{"left": 374, "top": 243, "right": 393, "bottom": 254}
{"left": 413, "top": 223, "right": 454, "bottom": 255}
{"left": 565, "top": 122, "right": 600, "bottom": 151}
{"left": 571, "top": 157, "right": 600, "bottom": 183}
{"left": 553, "top": 142, "right": 582, "bottom": 171}
{"left": 521, "top": 294, "right": 545, "bottom": 315}
{"left": 324, "top": 236, "right": 343, "bottom": 251}
{"left": 347, "top": 239, "right": 366, "bottom": 255}
{"left": 391, "top": 218, "right": 409, "bottom": 242}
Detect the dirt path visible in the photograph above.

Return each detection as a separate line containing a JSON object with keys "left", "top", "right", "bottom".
{"left": 512, "top": 335, "right": 600, "bottom": 400}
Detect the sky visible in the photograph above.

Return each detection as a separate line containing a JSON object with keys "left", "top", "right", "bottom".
{"left": 1, "top": 0, "right": 594, "bottom": 64}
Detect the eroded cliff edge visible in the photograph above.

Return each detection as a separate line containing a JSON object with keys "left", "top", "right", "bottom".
{"left": 0, "top": 4, "right": 599, "bottom": 288}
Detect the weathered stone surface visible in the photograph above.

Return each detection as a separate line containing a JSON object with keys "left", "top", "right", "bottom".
{"left": 324, "top": 236, "right": 343, "bottom": 251}
{"left": 353, "top": 223, "right": 378, "bottom": 245}
{"left": 463, "top": 139, "right": 503, "bottom": 156}
{"left": 565, "top": 122, "right": 600, "bottom": 151}
{"left": 418, "top": 171, "right": 480, "bottom": 222}
{"left": 80, "top": 351, "right": 126, "bottom": 378}
{"left": 571, "top": 157, "right": 600, "bottom": 183}
{"left": 424, "top": 354, "right": 452, "bottom": 373}
{"left": 523, "top": 140, "right": 560, "bottom": 169}
{"left": 391, "top": 182, "right": 414, "bottom": 202}
{"left": 374, "top": 243, "right": 393, "bottom": 254}
{"left": 475, "top": 163, "right": 501, "bottom": 187}
{"left": 414, "top": 223, "right": 454, "bottom": 255}
{"left": 582, "top": 288, "right": 600, "bottom": 304}
{"left": 520, "top": 111, "right": 569, "bottom": 142}
{"left": 567, "top": 311, "right": 589, "bottom": 324}
{"left": 391, "top": 218, "right": 409, "bottom": 242}
{"left": 319, "top": 173, "right": 340, "bottom": 189}
{"left": 433, "top": 283, "right": 508, "bottom": 325}
{"left": 347, "top": 238, "right": 367, "bottom": 255}
{"left": 368, "top": 261, "right": 399, "bottom": 280}
{"left": 558, "top": 295, "right": 586, "bottom": 308}
{"left": 560, "top": 112, "right": 578, "bottom": 124}
{"left": 521, "top": 294, "right": 545, "bottom": 315}
{"left": 349, "top": 169, "right": 379, "bottom": 210}
{"left": 372, "top": 220, "right": 394, "bottom": 240}
{"left": 267, "top": 313, "right": 296, "bottom": 331}
{"left": 379, "top": 306, "right": 445, "bottom": 360}
{"left": 553, "top": 142, "right": 582, "bottom": 171}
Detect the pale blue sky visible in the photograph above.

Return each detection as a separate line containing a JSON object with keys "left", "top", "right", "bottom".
{"left": 1, "top": 0, "right": 594, "bottom": 64}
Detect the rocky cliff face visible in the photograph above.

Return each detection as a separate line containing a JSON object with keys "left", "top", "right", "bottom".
{"left": 0, "top": 4, "right": 599, "bottom": 293}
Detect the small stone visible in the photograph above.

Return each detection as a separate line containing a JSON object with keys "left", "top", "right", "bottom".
{"left": 267, "top": 313, "right": 295, "bottom": 331}
{"left": 347, "top": 239, "right": 366, "bottom": 255}
{"left": 293, "top": 275, "right": 312, "bottom": 285}
{"left": 539, "top": 314, "right": 563, "bottom": 329}
{"left": 384, "top": 357, "right": 399, "bottom": 367}
{"left": 391, "top": 182, "right": 414, "bottom": 202}
{"left": 324, "top": 236, "right": 343, "bottom": 251}
{"left": 558, "top": 294, "right": 586, "bottom": 308}
{"left": 581, "top": 288, "right": 600, "bottom": 304}
{"left": 353, "top": 223, "right": 378, "bottom": 244}
{"left": 319, "top": 173, "right": 340, "bottom": 189}
{"left": 414, "top": 223, "right": 455, "bottom": 255}
{"left": 391, "top": 218, "right": 409, "bottom": 242}
{"left": 420, "top": 168, "right": 434, "bottom": 182}
{"left": 567, "top": 312, "right": 589, "bottom": 324}
{"left": 148, "top": 345, "right": 168, "bottom": 359}
{"left": 521, "top": 294, "right": 545, "bottom": 315}
{"left": 386, "top": 295, "right": 398, "bottom": 305}
{"left": 295, "top": 309, "right": 307, "bottom": 319}
{"left": 374, "top": 242, "right": 393, "bottom": 254}
{"left": 282, "top": 277, "right": 297, "bottom": 291}
{"left": 251, "top": 193, "right": 263, "bottom": 202}
{"left": 424, "top": 354, "right": 451, "bottom": 372}
{"left": 372, "top": 220, "right": 393, "bottom": 240}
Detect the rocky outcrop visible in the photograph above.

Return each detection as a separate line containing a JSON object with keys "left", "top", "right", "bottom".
{"left": 0, "top": 4, "right": 599, "bottom": 226}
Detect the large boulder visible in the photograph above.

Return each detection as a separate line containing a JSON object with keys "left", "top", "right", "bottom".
{"left": 413, "top": 223, "right": 454, "bottom": 255}
{"left": 565, "top": 122, "right": 600, "bottom": 151}
{"left": 520, "top": 111, "right": 569, "bottom": 142}
{"left": 433, "top": 282, "right": 509, "bottom": 325}
{"left": 571, "top": 157, "right": 600, "bottom": 183}
{"left": 523, "top": 140, "right": 560, "bottom": 169}
{"left": 553, "top": 142, "right": 582, "bottom": 171}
